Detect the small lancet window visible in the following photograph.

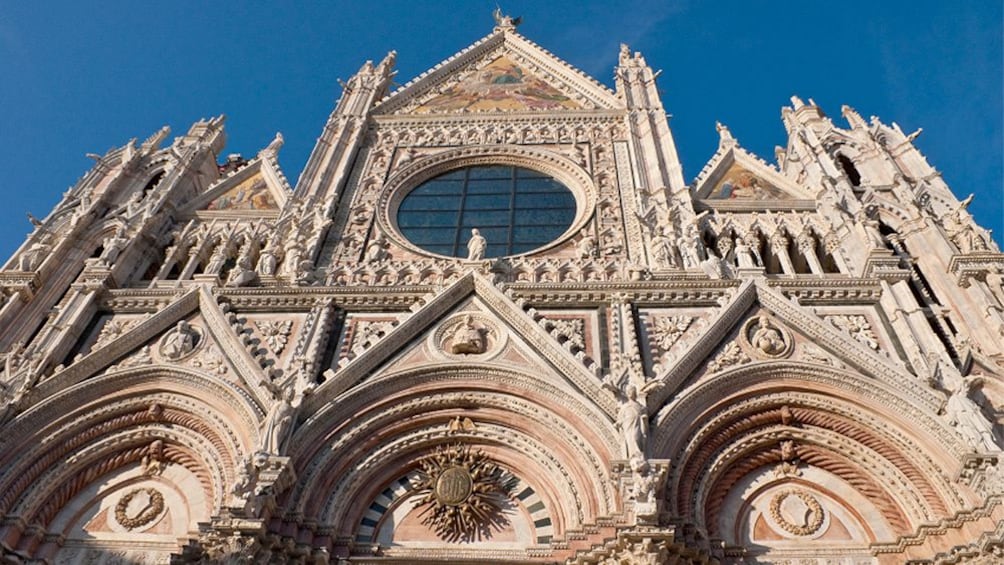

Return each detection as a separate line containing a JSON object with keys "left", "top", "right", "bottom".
{"left": 836, "top": 154, "right": 861, "bottom": 188}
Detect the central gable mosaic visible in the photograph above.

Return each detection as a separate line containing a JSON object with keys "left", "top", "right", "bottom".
{"left": 415, "top": 56, "right": 581, "bottom": 113}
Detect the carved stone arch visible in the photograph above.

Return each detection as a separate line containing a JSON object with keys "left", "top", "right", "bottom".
{"left": 827, "top": 141, "right": 867, "bottom": 188}
{"left": 653, "top": 362, "right": 966, "bottom": 543}
{"left": 374, "top": 144, "right": 597, "bottom": 259}
{"left": 139, "top": 168, "right": 167, "bottom": 196}
{"left": 318, "top": 424, "right": 580, "bottom": 548}
{"left": 0, "top": 367, "right": 261, "bottom": 561}
{"left": 139, "top": 152, "right": 174, "bottom": 175}
{"left": 72, "top": 218, "right": 134, "bottom": 262}
{"left": 688, "top": 421, "right": 928, "bottom": 533}
{"left": 289, "top": 365, "right": 619, "bottom": 539}
{"left": 14, "top": 423, "right": 218, "bottom": 527}
{"left": 869, "top": 197, "right": 915, "bottom": 231}
{"left": 0, "top": 366, "right": 262, "bottom": 517}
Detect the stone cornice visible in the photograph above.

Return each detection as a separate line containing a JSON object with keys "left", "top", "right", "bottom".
{"left": 96, "top": 276, "right": 891, "bottom": 313}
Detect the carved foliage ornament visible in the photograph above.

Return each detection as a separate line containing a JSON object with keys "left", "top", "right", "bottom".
{"left": 708, "top": 341, "right": 750, "bottom": 374}
{"left": 410, "top": 444, "right": 517, "bottom": 542}
{"left": 254, "top": 320, "right": 293, "bottom": 355}
{"left": 826, "top": 314, "right": 880, "bottom": 350}
{"left": 768, "top": 489, "right": 824, "bottom": 536}
{"left": 114, "top": 487, "right": 165, "bottom": 530}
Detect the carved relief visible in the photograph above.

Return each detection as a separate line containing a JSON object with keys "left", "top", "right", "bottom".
{"left": 544, "top": 317, "right": 585, "bottom": 351}
{"left": 648, "top": 315, "right": 694, "bottom": 357}
{"left": 768, "top": 489, "right": 824, "bottom": 536}
{"left": 92, "top": 318, "right": 140, "bottom": 351}
{"left": 158, "top": 321, "right": 202, "bottom": 361}
{"left": 432, "top": 313, "right": 505, "bottom": 360}
{"left": 254, "top": 320, "right": 293, "bottom": 355}
{"left": 708, "top": 341, "right": 751, "bottom": 374}
{"left": 409, "top": 444, "right": 516, "bottom": 542}
{"left": 113, "top": 487, "right": 165, "bottom": 531}
{"left": 339, "top": 317, "right": 400, "bottom": 367}
{"left": 798, "top": 343, "right": 842, "bottom": 368}
{"left": 112, "top": 345, "right": 153, "bottom": 370}
{"left": 191, "top": 344, "right": 229, "bottom": 375}
{"left": 742, "top": 314, "right": 793, "bottom": 359}
{"left": 826, "top": 314, "right": 880, "bottom": 350}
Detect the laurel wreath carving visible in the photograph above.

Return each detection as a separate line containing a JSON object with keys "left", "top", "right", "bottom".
{"left": 114, "top": 487, "right": 165, "bottom": 530}
{"left": 410, "top": 444, "right": 516, "bottom": 542}
{"left": 769, "top": 489, "right": 824, "bottom": 536}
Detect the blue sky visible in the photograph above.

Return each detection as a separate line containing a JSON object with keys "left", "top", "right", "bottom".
{"left": 0, "top": 1, "right": 1000, "bottom": 259}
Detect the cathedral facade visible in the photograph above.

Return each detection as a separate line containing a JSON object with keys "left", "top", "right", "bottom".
{"left": 1, "top": 15, "right": 1003, "bottom": 565}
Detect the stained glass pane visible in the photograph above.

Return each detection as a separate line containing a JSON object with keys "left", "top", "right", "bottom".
{"left": 397, "top": 165, "right": 576, "bottom": 258}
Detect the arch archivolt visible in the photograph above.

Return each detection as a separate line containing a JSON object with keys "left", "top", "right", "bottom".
{"left": 654, "top": 363, "right": 966, "bottom": 539}
{"left": 669, "top": 391, "right": 960, "bottom": 511}
{"left": 0, "top": 368, "right": 261, "bottom": 532}
{"left": 300, "top": 366, "right": 617, "bottom": 451}
{"left": 692, "top": 425, "right": 930, "bottom": 534}
{"left": 316, "top": 422, "right": 593, "bottom": 539}
{"left": 13, "top": 423, "right": 223, "bottom": 528}
{"left": 291, "top": 368, "right": 618, "bottom": 537}
{"left": 654, "top": 362, "right": 962, "bottom": 462}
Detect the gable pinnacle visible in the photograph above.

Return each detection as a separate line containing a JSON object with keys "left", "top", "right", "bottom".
{"left": 492, "top": 6, "right": 521, "bottom": 31}
{"left": 716, "top": 121, "right": 737, "bottom": 148}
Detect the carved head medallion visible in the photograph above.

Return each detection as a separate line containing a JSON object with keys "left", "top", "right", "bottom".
{"left": 432, "top": 312, "right": 506, "bottom": 360}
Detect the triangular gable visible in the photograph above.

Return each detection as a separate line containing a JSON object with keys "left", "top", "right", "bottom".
{"left": 305, "top": 271, "right": 616, "bottom": 418}
{"left": 413, "top": 55, "right": 582, "bottom": 113}
{"left": 363, "top": 295, "right": 564, "bottom": 382}
{"left": 693, "top": 145, "right": 815, "bottom": 205}
{"left": 373, "top": 29, "right": 621, "bottom": 115}
{"left": 206, "top": 171, "right": 278, "bottom": 211}
{"left": 183, "top": 150, "right": 291, "bottom": 216}
{"left": 31, "top": 287, "right": 272, "bottom": 409}
{"left": 645, "top": 280, "right": 942, "bottom": 416}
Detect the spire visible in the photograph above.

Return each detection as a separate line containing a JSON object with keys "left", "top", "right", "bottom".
{"left": 841, "top": 105, "right": 867, "bottom": 130}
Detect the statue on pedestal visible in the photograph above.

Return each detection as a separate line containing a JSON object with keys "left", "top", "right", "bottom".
{"left": 466, "top": 228, "right": 486, "bottom": 261}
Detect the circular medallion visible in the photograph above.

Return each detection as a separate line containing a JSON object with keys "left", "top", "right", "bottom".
{"left": 157, "top": 321, "right": 203, "bottom": 361}
{"left": 114, "top": 487, "right": 165, "bottom": 531}
{"left": 430, "top": 312, "right": 507, "bottom": 360}
{"left": 741, "top": 315, "right": 793, "bottom": 359}
{"left": 768, "top": 489, "right": 824, "bottom": 536}
{"left": 435, "top": 466, "right": 473, "bottom": 506}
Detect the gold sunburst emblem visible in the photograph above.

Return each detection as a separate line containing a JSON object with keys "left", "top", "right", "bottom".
{"left": 410, "top": 444, "right": 516, "bottom": 542}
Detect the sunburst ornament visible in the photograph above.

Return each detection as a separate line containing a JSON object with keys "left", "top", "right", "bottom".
{"left": 410, "top": 444, "right": 516, "bottom": 542}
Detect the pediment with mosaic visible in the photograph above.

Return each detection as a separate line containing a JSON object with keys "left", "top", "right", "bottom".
{"left": 708, "top": 163, "right": 794, "bottom": 200}
{"left": 205, "top": 172, "right": 278, "bottom": 211}
{"left": 411, "top": 55, "right": 583, "bottom": 114}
